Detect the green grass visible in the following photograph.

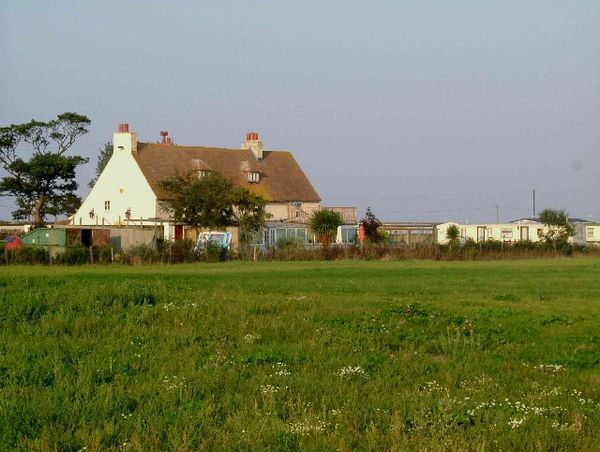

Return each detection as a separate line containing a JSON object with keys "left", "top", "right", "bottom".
{"left": 1, "top": 259, "right": 599, "bottom": 450}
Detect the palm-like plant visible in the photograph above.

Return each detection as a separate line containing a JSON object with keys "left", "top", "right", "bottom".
{"left": 446, "top": 224, "right": 460, "bottom": 247}
{"left": 310, "top": 209, "right": 342, "bottom": 248}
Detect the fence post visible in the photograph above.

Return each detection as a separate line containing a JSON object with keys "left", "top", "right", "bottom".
{"left": 89, "top": 246, "right": 94, "bottom": 264}
{"left": 110, "top": 247, "right": 114, "bottom": 263}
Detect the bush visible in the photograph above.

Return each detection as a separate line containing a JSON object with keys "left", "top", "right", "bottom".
{"left": 7, "top": 246, "right": 49, "bottom": 265}
{"left": 198, "top": 240, "right": 229, "bottom": 263}
{"left": 166, "top": 239, "right": 197, "bottom": 263}
{"left": 120, "top": 244, "right": 159, "bottom": 264}
{"left": 54, "top": 246, "right": 88, "bottom": 265}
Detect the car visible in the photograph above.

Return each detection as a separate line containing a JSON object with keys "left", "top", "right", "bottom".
{"left": 2, "top": 235, "right": 22, "bottom": 250}
{"left": 194, "top": 231, "right": 232, "bottom": 252}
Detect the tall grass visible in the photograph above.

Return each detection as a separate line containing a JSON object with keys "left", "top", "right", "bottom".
{"left": 0, "top": 259, "right": 599, "bottom": 449}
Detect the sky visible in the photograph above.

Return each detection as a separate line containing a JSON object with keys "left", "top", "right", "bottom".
{"left": 1, "top": 1, "right": 599, "bottom": 223}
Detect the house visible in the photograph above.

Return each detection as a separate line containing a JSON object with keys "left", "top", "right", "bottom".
{"left": 74, "top": 124, "right": 321, "bottom": 240}
{"left": 573, "top": 223, "right": 600, "bottom": 247}
{"left": 435, "top": 221, "right": 548, "bottom": 244}
{"left": 381, "top": 222, "right": 437, "bottom": 245}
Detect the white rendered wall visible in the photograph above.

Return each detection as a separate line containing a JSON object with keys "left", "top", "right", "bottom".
{"left": 74, "top": 132, "right": 157, "bottom": 225}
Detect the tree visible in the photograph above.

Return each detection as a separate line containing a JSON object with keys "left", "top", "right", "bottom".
{"left": 539, "top": 208, "right": 574, "bottom": 252}
{"left": 88, "top": 142, "right": 113, "bottom": 188}
{"left": 360, "top": 207, "right": 384, "bottom": 243}
{"left": 310, "top": 209, "right": 342, "bottom": 247}
{"left": 158, "top": 171, "right": 270, "bottom": 240}
{"left": 0, "top": 112, "right": 90, "bottom": 225}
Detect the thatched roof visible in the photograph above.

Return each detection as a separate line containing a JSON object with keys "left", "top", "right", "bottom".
{"left": 133, "top": 142, "right": 321, "bottom": 203}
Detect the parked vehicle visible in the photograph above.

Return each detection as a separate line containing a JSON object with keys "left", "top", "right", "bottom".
{"left": 2, "top": 235, "right": 21, "bottom": 250}
{"left": 194, "top": 232, "right": 232, "bottom": 251}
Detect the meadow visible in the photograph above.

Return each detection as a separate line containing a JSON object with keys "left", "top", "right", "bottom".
{"left": 1, "top": 258, "right": 599, "bottom": 450}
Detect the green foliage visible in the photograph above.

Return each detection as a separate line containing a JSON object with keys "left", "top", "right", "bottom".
{"left": 88, "top": 142, "right": 113, "bottom": 188}
{"left": 276, "top": 237, "right": 305, "bottom": 251}
{"left": 539, "top": 208, "right": 575, "bottom": 252}
{"left": 2, "top": 246, "right": 49, "bottom": 264}
{"left": 310, "top": 209, "right": 342, "bottom": 247}
{"left": 446, "top": 224, "right": 460, "bottom": 247}
{"left": 0, "top": 153, "right": 87, "bottom": 222}
{"left": 360, "top": 207, "right": 383, "bottom": 243}
{"left": 0, "top": 112, "right": 90, "bottom": 224}
{"left": 159, "top": 171, "right": 269, "bottom": 238}
{"left": 0, "top": 260, "right": 599, "bottom": 450}
{"left": 54, "top": 246, "right": 88, "bottom": 265}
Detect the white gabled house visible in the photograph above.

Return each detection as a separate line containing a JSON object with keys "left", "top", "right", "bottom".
{"left": 74, "top": 124, "right": 321, "bottom": 240}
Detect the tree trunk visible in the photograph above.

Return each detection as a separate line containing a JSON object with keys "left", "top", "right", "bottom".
{"left": 32, "top": 194, "right": 45, "bottom": 225}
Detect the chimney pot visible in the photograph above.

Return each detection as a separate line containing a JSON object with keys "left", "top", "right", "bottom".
{"left": 118, "top": 123, "right": 129, "bottom": 133}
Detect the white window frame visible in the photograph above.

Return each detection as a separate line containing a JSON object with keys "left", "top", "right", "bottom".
{"left": 248, "top": 171, "right": 260, "bottom": 183}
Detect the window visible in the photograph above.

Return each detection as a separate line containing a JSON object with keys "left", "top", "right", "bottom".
{"left": 501, "top": 228, "right": 513, "bottom": 239}
{"left": 587, "top": 228, "right": 594, "bottom": 239}
{"left": 247, "top": 171, "right": 260, "bottom": 183}
{"left": 104, "top": 200, "right": 111, "bottom": 211}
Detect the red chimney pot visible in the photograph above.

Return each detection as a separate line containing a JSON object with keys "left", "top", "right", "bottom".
{"left": 118, "top": 123, "right": 129, "bottom": 133}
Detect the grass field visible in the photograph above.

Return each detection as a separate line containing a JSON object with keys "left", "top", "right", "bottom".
{"left": 1, "top": 259, "right": 599, "bottom": 450}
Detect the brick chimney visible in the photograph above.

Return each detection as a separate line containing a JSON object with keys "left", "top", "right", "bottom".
{"left": 114, "top": 123, "right": 137, "bottom": 154}
{"left": 241, "top": 132, "right": 263, "bottom": 160}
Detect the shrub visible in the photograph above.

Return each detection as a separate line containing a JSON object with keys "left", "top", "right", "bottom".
{"left": 8, "top": 246, "right": 49, "bottom": 265}
{"left": 54, "top": 246, "right": 88, "bottom": 265}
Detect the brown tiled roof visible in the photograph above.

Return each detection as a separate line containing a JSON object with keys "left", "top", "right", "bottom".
{"left": 133, "top": 143, "right": 321, "bottom": 203}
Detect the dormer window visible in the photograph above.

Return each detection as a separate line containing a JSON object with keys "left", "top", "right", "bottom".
{"left": 248, "top": 171, "right": 260, "bottom": 183}
{"left": 197, "top": 170, "right": 211, "bottom": 179}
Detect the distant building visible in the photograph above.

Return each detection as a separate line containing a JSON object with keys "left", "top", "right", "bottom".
{"left": 74, "top": 125, "right": 322, "bottom": 240}
{"left": 436, "top": 221, "right": 548, "bottom": 244}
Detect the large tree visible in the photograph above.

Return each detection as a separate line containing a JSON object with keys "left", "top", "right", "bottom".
{"left": 0, "top": 112, "right": 90, "bottom": 224}
{"left": 539, "top": 208, "right": 574, "bottom": 252}
{"left": 159, "top": 171, "right": 270, "bottom": 241}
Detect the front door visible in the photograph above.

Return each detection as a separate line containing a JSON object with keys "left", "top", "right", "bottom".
{"left": 477, "top": 226, "right": 486, "bottom": 243}
{"left": 174, "top": 225, "right": 184, "bottom": 241}
{"left": 520, "top": 226, "right": 529, "bottom": 241}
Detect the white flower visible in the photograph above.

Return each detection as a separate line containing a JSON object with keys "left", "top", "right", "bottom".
{"left": 336, "top": 366, "right": 366, "bottom": 377}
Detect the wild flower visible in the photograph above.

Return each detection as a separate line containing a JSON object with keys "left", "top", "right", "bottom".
{"left": 422, "top": 380, "right": 444, "bottom": 394}
{"left": 260, "top": 384, "right": 279, "bottom": 394}
{"left": 508, "top": 417, "right": 527, "bottom": 428}
{"left": 162, "top": 376, "right": 186, "bottom": 391}
{"left": 538, "top": 364, "right": 566, "bottom": 374}
{"left": 269, "top": 362, "right": 290, "bottom": 377}
{"left": 336, "top": 366, "right": 366, "bottom": 378}
{"left": 244, "top": 333, "right": 261, "bottom": 344}
{"left": 286, "top": 419, "right": 328, "bottom": 436}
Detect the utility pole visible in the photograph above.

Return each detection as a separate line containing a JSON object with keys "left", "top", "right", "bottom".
{"left": 496, "top": 204, "right": 499, "bottom": 224}
{"left": 532, "top": 189, "right": 536, "bottom": 219}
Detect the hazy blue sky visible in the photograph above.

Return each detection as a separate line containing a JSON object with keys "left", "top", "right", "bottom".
{"left": 1, "top": 1, "right": 599, "bottom": 223}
